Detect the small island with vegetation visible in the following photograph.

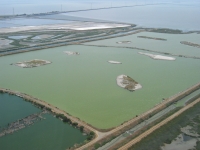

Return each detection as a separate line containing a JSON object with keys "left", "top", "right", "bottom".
{"left": 137, "top": 36, "right": 167, "bottom": 41}
{"left": 11, "top": 59, "right": 51, "bottom": 68}
{"left": 108, "top": 60, "right": 122, "bottom": 64}
{"left": 116, "top": 41, "right": 131, "bottom": 44}
{"left": 116, "top": 75, "right": 142, "bottom": 91}
{"left": 180, "top": 41, "right": 200, "bottom": 48}
{"left": 64, "top": 51, "right": 80, "bottom": 55}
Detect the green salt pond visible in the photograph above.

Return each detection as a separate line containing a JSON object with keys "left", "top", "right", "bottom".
{"left": 0, "top": 32, "right": 200, "bottom": 129}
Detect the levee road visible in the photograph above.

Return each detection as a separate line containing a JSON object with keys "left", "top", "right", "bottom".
{"left": 118, "top": 97, "right": 200, "bottom": 150}
{"left": 76, "top": 82, "right": 200, "bottom": 150}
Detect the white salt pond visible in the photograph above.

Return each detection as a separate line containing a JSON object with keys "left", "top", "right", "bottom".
{"left": 8, "top": 35, "right": 30, "bottom": 40}
{"left": 0, "top": 38, "right": 13, "bottom": 49}
{"left": 0, "top": 22, "right": 130, "bottom": 33}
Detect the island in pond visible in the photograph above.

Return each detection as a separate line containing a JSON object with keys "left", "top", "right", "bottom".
{"left": 64, "top": 51, "right": 80, "bottom": 55}
{"left": 117, "top": 75, "right": 142, "bottom": 91}
{"left": 116, "top": 41, "right": 131, "bottom": 44}
{"left": 108, "top": 60, "right": 122, "bottom": 64}
{"left": 138, "top": 52, "right": 176, "bottom": 60}
{"left": 12, "top": 59, "right": 51, "bottom": 68}
{"left": 137, "top": 36, "right": 167, "bottom": 41}
{"left": 180, "top": 41, "right": 200, "bottom": 48}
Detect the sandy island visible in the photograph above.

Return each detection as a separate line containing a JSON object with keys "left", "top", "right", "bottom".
{"left": 117, "top": 75, "right": 142, "bottom": 91}
{"left": 138, "top": 52, "right": 176, "bottom": 60}
{"left": 108, "top": 60, "right": 122, "bottom": 64}
{"left": 12, "top": 59, "right": 51, "bottom": 68}
{"left": 64, "top": 51, "right": 80, "bottom": 55}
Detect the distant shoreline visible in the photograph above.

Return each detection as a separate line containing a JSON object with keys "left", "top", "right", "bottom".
{"left": 0, "top": 3, "right": 168, "bottom": 20}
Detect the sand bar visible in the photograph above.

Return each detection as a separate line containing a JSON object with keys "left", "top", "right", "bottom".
{"left": 108, "top": 60, "right": 122, "bottom": 64}
{"left": 116, "top": 41, "right": 131, "bottom": 44}
{"left": 64, "top": 51, "right": 80, "bottom": 55}
{"left": 138, "top": 52, "right": 176, "bottom": 60}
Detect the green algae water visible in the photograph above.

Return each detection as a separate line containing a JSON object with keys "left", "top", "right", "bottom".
{"left": 0, "top": 94, "right": 86, "bottom": 150}
{"left": 0, "top": 32, "right": 200, "bottom": 129}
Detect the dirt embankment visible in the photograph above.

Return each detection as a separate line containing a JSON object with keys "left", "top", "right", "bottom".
{"left": 137, "top": 36, "right": 167, "bottom": 41}
{"left": 180, "top": 41, "right": 200, "bottom": 48}
{"left": 118, "top": 97, "right": 200, "bottom": 150}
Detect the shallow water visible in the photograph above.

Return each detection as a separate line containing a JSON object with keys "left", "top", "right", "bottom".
{"left": 0, "top": 32, "right": 200, "bottom": 129}
{"left": 162, "top": 133, "right": 197, "bottom": 150}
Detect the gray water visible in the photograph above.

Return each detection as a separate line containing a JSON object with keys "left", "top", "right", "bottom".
{"left": 67, "top": 3, "right": 200, "bottom": 31}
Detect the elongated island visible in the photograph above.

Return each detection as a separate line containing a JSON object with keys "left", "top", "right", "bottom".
{"left": 11, "top": 59, "right": 51, "bottom": 68}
